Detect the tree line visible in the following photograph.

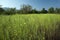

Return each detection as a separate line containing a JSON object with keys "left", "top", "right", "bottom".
{"left": 0, "top": 4, "right": 60, "bottom": 15}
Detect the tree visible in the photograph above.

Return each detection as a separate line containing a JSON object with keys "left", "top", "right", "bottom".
{"left": 10, "top": 8, "right": 16, "bottom": 14}
{"left": 48, "top": 7, "right": 55, "bottom": 13}
{"left": 55, "top": 8, "right": 60, "bottom": 13}
{"left": 40, "top": 8, "right": 48, "bottom": 13}
{"left": 20, "top": 4, "right": 32, "bottom": 14}
{"left": 5, "top": 8, "right": 16, "bottom": 15}
{"left": 0, "top": 5, "right": 5, "bottom": 14}
{"left": 30, "top": 8, "right": 39, "bottom": 13}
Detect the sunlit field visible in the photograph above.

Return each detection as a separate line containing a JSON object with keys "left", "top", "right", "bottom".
{"left": 0, "top": 14, "right": 60, "bottom": 40}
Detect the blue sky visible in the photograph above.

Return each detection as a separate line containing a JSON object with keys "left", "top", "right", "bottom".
{"left": 0, "top": 0, "right": 60, "bottom": 10}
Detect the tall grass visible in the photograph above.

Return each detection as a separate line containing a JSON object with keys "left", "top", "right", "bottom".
{"left": 0, "top": 14, "right": 60, "bottom": 40}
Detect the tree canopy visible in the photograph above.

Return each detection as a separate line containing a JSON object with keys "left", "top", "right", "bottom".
{"left": 0, "top": 4, "right": 60, "bottom": 15}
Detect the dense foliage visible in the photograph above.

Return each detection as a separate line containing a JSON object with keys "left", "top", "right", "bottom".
{"left": 0, "top": 4, "right": 60, "bottom": 15}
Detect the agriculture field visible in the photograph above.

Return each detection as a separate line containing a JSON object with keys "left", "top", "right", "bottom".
{"left": 0, "top": 14, "right": 60, "bottom": 40}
